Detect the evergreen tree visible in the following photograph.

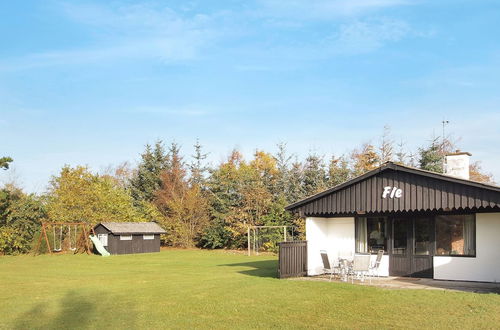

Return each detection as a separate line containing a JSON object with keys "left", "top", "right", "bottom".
{"left": 302, "top": 153, "right": 327, "bottom": 197}
{"left": 286, "top": 159, "right": 305, "bottom": 203}
{"left": 0, "top": 156, "right": 13, "bottom": 170}
{"left": 379, "top": 125, "right": 394, "bottom": 163}
{"left": 418, "top": 137, "right": 444, "bottom": 173}
{"left": 130, "top": 141, "right": 169, "bottom": 203}
{"left": 190, "top": 139, "right": 209, "bottom": 186}
{"left": 328, "top": 155, "right": 351, "bottom": 187}
{"left": 274, "top": 143, "right": 292, "bottom": 198}
{"left": 395, "top": 139, "right": 408, "bottom": 165}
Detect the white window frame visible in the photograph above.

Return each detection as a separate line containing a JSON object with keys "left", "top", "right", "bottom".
{"left": 98, "top": 234, "right": 108, "bottom": 246}
{"left": 120, "top": 235, "right": 132, "bottom": 241}
{"left": 143, "top": 234, "right": 154, "bottom": 240}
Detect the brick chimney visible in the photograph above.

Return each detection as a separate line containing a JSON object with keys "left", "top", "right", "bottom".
{"left": 445, "top": 151, "right": 471, "bottom": 180}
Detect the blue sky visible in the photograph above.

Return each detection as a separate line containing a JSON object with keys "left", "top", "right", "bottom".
{"left": 1, "top": 0, "right": 500, "bottom": 192}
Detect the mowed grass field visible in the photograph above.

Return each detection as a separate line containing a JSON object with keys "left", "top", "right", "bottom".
{"left": 1, "top": 250, "right": 500, "bottom": 329}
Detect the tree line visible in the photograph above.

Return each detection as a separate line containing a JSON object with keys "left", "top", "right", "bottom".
{"left": 0, "top": 128, "right": 495, "bottom": 254}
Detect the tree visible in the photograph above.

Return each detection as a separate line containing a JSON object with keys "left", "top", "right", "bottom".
{"left": 0, "top": 185, "right": 46, "bottom": 254}
{"left": 155, "top": 144, "right": 210, "bottom": 247}
{"left": 190, "top": 139, "right": 209, "bottom": 186}
{"left": 418, "top": 137, "right": 443, "bottom": 173}
{"left": 287, "top": 159, "right": 305, "bottom": 203}
{"left": 130, "top": 141, "right": 169, "bottom": 203}
{"left": 351, "top": 143, "right": 380, "bottom": 176}
{"left": 302, "top": 153, "right": 327, "bottom": 197}
{"left": 0, "top": 157, "right": 13, "bottom": 170}
{"left": 395, "top": 139, "right": 408, "bottom": 165}
{"left": 47, "top": 166, "right": 146, "bottom": 224}
{"left": 274, "top": 143, "right": 292, "bottom": 197}
{"left": 378, "top": 125, "right": 394, "bottom": 163}
{"left": 102, "top": 161, "right": 134, "bottom": 190}
{"left": 469, "top": 161, "right": 495, "bottom": 184}
{"left": 328, "top": 155, "right": 351, "bottom": 187}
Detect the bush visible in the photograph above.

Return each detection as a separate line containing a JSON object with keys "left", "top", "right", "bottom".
{"left": 198, "top": 219, "right": 231, "bottom": 249}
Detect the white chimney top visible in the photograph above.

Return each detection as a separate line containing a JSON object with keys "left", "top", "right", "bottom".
{"left": 445, "top": 151, "right": 471, "bottom": 180}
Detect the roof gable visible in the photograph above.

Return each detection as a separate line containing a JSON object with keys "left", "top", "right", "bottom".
{"left": 97, "top": 222, "right": 167, "bottom": 234}
{"left": 286, "top": 162, "right": 500, "bottom": 216}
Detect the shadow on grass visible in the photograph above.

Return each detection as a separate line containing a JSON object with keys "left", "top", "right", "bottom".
{"left": 15, "top": 290, "right": 137, "bottom": 329}
{"left": 220, "top": 259, "right": 279, "bottom": 278}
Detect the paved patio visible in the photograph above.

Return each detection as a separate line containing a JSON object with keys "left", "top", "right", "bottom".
{"left": 294, "top": 275, "right": 500, "bottom": 294}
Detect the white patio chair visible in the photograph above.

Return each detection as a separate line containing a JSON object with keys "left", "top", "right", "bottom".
{"left": 351, "top": 255, "right": 371, "bottom": 284}
{"left": 369, "top": 250, "right": 384, "bottom": 278}
{"left": 320, "top": 250, "right": 340, "bottom": 281}
{"left": 339, "top": 258, "right": 352, "bottom": 282}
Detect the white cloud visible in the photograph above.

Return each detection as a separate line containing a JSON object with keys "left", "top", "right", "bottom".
{"left": 257, "top": 0, "right": 413, "bottom": 19}
{"left": 0, "top": 2, "right": 218, "bottom": 71}
{"left": 332, "top": 18, "right": 411, "bottom": 53}
{"left": 131, "top": 105, "right": 211, "bottom": 116}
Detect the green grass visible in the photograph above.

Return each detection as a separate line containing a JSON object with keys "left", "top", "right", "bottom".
{"left": 1, "top": 250, "right": 500, "bottom": 329}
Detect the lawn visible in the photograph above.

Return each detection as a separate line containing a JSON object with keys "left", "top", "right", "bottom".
{"left": 1, "top": 250, "right": 499, "bottom": 329}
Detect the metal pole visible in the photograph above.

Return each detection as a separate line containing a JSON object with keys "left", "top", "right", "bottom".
{"left": 442, "top": 119, "right": 449, "bottom": 172}
{"left": 283, "top": 226, "right": 286, "bottom": 242}
{"left": 247, "top": 227, "right": 251, "bottom": 256}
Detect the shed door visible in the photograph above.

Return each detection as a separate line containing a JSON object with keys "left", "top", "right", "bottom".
{"left": 389, "top": 217, "right": 434, "bottom": 278}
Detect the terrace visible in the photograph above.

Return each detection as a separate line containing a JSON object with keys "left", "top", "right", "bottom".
{"left": 296, "top": 275, "right": 500, "bottom": 294}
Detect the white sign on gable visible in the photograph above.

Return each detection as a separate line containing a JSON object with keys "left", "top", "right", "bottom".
{"left": 382, "top": 186, "right": 402, "bottom": 199}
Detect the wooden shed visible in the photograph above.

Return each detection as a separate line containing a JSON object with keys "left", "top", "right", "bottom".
{"left": 93, "top": 222, "right": 166, "bottom": 255}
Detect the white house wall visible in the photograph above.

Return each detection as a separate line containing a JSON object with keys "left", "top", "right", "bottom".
{"left": 305, "top": 217, "right": 390, "bottom": 277}
{"left": 434, "top": 213, "right": 500, "bottom": 282}
{"left": 305, "top": 217, "right": 330, "bottom": 276}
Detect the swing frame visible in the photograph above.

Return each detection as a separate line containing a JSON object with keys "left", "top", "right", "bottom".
{"left": 33, "top": 222, "right": 96, "bottom": 255}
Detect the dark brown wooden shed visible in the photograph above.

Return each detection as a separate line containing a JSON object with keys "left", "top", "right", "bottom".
{"left": 93, "top": 222, "right": 166, "bottom": 255}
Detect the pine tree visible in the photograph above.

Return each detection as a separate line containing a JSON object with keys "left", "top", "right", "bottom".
{"left": 328, "top": 155, "right": 351, "bottom": 187}
{"left": 395, "top": 139, "right": 408, "bottom": 165}
{"left": 274, "top": 143, "right": 292, "bottom": 198}
{"left": 287, "top": 159, "right": 305, "bottom": 203}
{"left": 418, "top": 137, "right": 443, "bottom": 173}
{"left": 379, "top": 125, "right": 394, "bottom": 163}
{"left": 302, "top": 153, "right": 327, "bottom": 197}
{"left": 190, "top": 139, "right": 209, "bottom": 186}
{"left": 0, "top": 156, "right": 13, "bottom": 170}
{"left": 130, "top": 140, "right": 169, "bottom": 203}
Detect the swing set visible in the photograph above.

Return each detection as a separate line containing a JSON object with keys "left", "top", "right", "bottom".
{"left": 33, "top": 222, "right": 96, "bottom": 255}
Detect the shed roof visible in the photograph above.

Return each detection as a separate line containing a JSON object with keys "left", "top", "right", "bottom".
{"left": 286, "top": 162, "right": 500, "bottom": 216}
{"left": 97, "top": 222, "right": 167, "bottom": 234}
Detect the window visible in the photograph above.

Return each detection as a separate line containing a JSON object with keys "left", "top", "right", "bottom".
{"left": 143, "top": 235, "right": 154, "bottom": 240}
{"left": 436, "top": 214, "right": 475, "bottom": 256}
{"left": 97, "top": 234, "right": 108, "bottom": 246}
{"left": 392, "top": 218, "right": 407, "bottom": 255}
{"left": 355, "top": 217, "right": 388, "bottom": 253}
{"left": 120, "top": 235, "right": 132, "bottom": 241}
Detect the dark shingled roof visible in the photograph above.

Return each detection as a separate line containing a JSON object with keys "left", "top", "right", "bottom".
{"left": 285, "top": 162, "right": 500, "bottom": 216}
{"left": 97, "top": 222, "right": 166, "bottom": 234}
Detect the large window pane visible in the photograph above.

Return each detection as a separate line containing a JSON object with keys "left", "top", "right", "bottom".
{"left": 356, "top": 217, "right": 387, "bottom": 253}
{"left": 414, "top": 217, "right": 432, "bottom": 255}
{"left": 436, "top": 214, "right": 475, "bottom": 256}
{"left": 393, "top": 218, "right": 407, "bottom": 255}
